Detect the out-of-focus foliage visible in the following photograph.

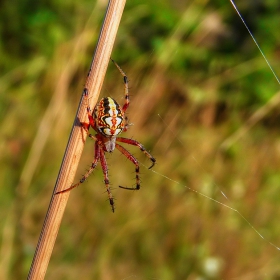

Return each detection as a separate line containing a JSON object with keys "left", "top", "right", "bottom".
{"left": 1, "top": 0, "right": 280, "bottom": 279}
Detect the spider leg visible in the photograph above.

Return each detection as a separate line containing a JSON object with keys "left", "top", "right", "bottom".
{"left": 123, "top": 116, "right": 129, "bottom": 132}
{"left": 111, "top": 59, "right": 129, "bottom": 113}
{"left": 56, "top": 140, "right": 100, "bottom": 194}
{"left": 115, "top": 143, "right": 140, "bottom": 191}
{"left": 99, "top": 148, "right": 115, "bottom": 212}
{"left": 116, "top": 137, "right": 156, "bottom": 169}
{"left": 81, "top": 87, "right": 95, "bottom": 130}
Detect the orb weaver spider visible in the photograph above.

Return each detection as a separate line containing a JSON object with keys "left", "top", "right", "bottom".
{"left": 56, "top": 60, "right": 156, "bottom": 212}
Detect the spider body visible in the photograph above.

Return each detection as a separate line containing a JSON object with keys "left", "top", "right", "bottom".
{"left": 56, "top": 60, "right": 156, "bottom": 212}
{"left": 94, "top": 97, "right": 125, "bottom": 138}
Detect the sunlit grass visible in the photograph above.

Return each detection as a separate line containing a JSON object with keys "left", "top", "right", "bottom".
{"left": 1, "top": 0, "right": 280, "bottom": 279}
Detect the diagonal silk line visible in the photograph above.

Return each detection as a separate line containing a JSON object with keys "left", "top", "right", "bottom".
{"left": 229, "top": 0, "right": 280, "bottom": 85}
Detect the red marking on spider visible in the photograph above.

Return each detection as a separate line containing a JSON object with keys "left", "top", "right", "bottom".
{"left": 56, "top": 59, "right": 156, "bottom": 212}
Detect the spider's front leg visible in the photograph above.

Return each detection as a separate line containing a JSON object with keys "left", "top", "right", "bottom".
{"left": 115, "top": 138, "right": 156, "bottom": 190}
{"left": 115, "top": 143, "right": 140, "bottom": 190}
{"left": 56, "top": 140, "right": 100, "bottom": 194}
{"left": 99, "top": 148, "right": 115, "bottom": 212}
{"left": 116, "top": 137, "right": 156, "bottom": 169}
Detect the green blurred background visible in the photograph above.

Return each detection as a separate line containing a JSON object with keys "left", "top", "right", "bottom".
{"left": 1, "top": 0, "right": 280, "bottom": 279}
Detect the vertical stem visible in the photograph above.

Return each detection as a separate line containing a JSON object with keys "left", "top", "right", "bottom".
{"left": 27, "top": 0, "right": 126, "bottom": 279}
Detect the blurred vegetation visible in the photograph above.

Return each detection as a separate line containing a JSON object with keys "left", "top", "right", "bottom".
{"left": 1, "top": 0, "right": 280, "bottom": 279}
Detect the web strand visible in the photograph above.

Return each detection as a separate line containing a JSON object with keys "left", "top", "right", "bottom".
{"left": 145, "top": 0, "right": 280, "bottom": 255}
{"left": 229, "top": 0, "right": 280, "bottom": 85}
{"left": 142, "top": 163, "right": 280, "bottom": 251}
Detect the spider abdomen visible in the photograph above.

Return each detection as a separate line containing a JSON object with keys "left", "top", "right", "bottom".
{"left": 94, "top": 97, "right": 125, "bottom": 137}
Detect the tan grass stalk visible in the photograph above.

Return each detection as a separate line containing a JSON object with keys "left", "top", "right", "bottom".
{"left": 27, "top": 0, "right": 127, "bottom": 279}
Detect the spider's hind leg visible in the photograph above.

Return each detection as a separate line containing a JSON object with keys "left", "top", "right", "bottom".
{"left": 111, "top": 59, "right": 129, "bottom": 113}
{"left": 81, "top": 87, "right": 95, "bottom": 130}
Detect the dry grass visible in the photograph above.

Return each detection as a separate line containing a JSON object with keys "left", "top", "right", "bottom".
{"left": 27, "top": 1, "right": 127, "bottom": 278}
{"left": 1, "top": 1, "right": 280, "bottom": 279}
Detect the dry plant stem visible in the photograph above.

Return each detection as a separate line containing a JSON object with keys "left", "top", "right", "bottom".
{"left": 27, "top": 0, "right": 127, "bottom": 279}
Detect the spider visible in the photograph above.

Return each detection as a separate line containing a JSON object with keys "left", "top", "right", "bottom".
{"left": 56, "top": 59, "right": 156, "bottom": 212}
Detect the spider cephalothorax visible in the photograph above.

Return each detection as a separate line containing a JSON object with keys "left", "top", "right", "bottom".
{"left": 56, "top": 60, "right": 156, "bottom": 212}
